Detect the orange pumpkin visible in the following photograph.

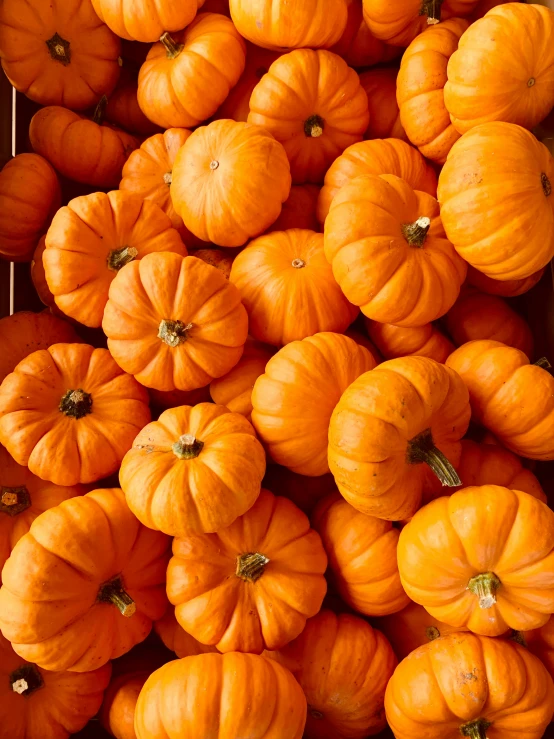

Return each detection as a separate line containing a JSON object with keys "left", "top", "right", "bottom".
{"left": 0, "top": 343, "right": 151, "bottom": 486}
{"left": 385, "top": 633, "right": 554, "bottom": 739}
{"left": 446, "top": 340, "right": 554, "bottom": 460}
{"left": 154, "top": 609, "right": 218, "bottom": 658}
{"left": 105, "top": 68, "right": 160, "bottom": 136}
{"left": 230, "top": 229, "right": 358, "bottom": 346}
{"left": 0, "top": 631, "right": 111, "bottom": 739}
{"left": 137, "top": 14, "right": 246, "bottom": 129}
{"left": 0, "top": 488, "right": 170, "bottom": 672}
{"left": 167, "top": 489, "right": 327, "bottom": 653}
{"left": 0, "top": 154, "right": 61, "bottom": 262}
{"left": 521, "top": 616, "right": 554, "bottom": 682}
{"left": 189, "top": 247, "right": 236, "bottom": 278}
{"left": 466, "top": 265, "right": 545, "bottom": 298}
{"left": 312, "top": 493, "right": 410, "bottom": 616}
{"left": 359, "top": 66, "right": 405, "bottom": 141}
{"left": 366, "top": 320, "right": 454, "bottom": 363}
{"left": 262, "top": 465, "right": 337, "bottom": 516}
{"left": 0, "top": 0, "right": 121, "bottom": 110}
{"left": 324, "top": 174, "right": 467, "bottom": 326}
{"left": 437, "top": 122, "right": 554, "bottom": 281}
{"left": 44, "top": 191, "right": 186, "bottom": 328}
{"left": 317, "top": 138, "right": 437, "bottom": 224}
{"left": 171, "top": 120, "right": 292, "bottom": 247}
{"left": 248, "top": 49, "right": 369, "bottom": 185}
{"left": 397, "top": 18, "right": 469, "bottom": 164}
{"left": 103, "top": 253, "right": 248, "bottom": 391}
{"left": 252, "top": 333, "right": 377, "bottom": 476}
{"left": 267, "top": 185, "right": 321, "bottom": 233}
{"left": 331, "top": 0, "right": 401, "bottom": 68}
{"left": 29, "top": 103, "right": 140, "bottom": 189}
{"left": 91, "top": 0, "right": 204, "bottom": 42}
{"left": 445, "top": 4, "right": 554, "bottom": 135}
{"left": 267, "top": 610, "right": 397, "bottom": 739}
{"left": 328, "top": 356, "right": 471, "bottom": 520}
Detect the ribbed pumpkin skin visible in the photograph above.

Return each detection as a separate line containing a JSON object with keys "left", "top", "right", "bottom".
{"left": 366, "top": 320, "right": 454, "bottom": 363}
{"left": 359, "top": 66, "right": 405, "bottom": 141}
{"left": 91, "top": 0, "right": 204, "bottom": 42}
{"left": 154, "top": 609, "right": 218, "bottom": 658}
{"left": 466, "top": 265, "right": 545, "bottom": 297}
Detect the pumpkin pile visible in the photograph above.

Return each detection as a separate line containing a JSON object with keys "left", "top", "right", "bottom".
{"left": 1, "top": 1, "right": 554, "bottom": 738}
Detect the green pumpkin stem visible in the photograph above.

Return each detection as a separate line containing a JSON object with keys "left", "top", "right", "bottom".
{"left": 10, "top": 664, "right": 44, "bottom": 697}
{"left": 420, "top": 0, "right": 444, "bottom": 24}
{"left": 534, "top": 357, "right": 552, "bottom": 370}
{"left": 510, "top": 630, "right": 527, "bottom": 647}
{"left": 467, "top": 572, "right": 501, "bottom": 609}
{"left": 59, "top": 389, "right": 93, "bottom": 420}
{"left": 1, "top": 486, "right": 31, "bottom": 516}
{"left": 107, "top": 246, "right": 138, "bottom": 271}
{"left": 172, "top": 434, "right": 204, "bottom": 460}
{"left": 407, "top": 428, "right": 461, "bottom": 487}
{"left": 46, "top": 32, "right": 71, "bottom": 65}
{"left": 160, "top": 32, "right": 184, "bottom": 59}
{"left": 158, "top": 319, "right": 193, "bottom": 347}
{"left": 236, "top": 552, "right": 270, "bottom": 582}
{"left": 460, "top": 719, "right": 492, "bottom": 739}
{"left": 97, "top": 576, "right": 136, "bottom": 617}
{"left": 402, "top": 217, "right": 431, "bottom": 247}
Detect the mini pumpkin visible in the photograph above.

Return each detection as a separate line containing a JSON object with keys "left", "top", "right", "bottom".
{"left": 91, "top": 0, "right": 204, "bottom": 42}
{"left": 252, "top": 332, "right": 377, "bottom": 476}
{"left": 262, "top": 465, "right": 337, "bottom": 516}
{"left": 0, "top": 343, "right": 151, "bottom": 486}
{"left": 103, "top": 253, "right": 248, "bottom": 391}
{"left": 359, "top": 66, "right": 405, "bottom": 141}
{"left": 167, "top": 489, "right": 327, "bottom": 653}
{"left": 104, "top": 68, "right": 160, "bottom": 136}
{"left": 366, "top": 320, "right": 454, "bottom": 363}
{"left": 331, "top": 0, "right": 401, "bottom": 68}
{"left": 267, "top": 185, "right": 321, "bottom": 233}
{"left": 466, "top": 265, "right": 545, "bottom": 298}
{"left": 520, "top": 616, "right": 554, "bottom": 682}
{"left": 154, "top": 609, "right": 218, "bottom": 658}
{"left": 190, "top": 248, "right": 236, "bottom": 278}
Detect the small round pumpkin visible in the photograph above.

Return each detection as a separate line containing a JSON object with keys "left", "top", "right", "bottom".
{"left": 91, "top": 0, "right": 204, "bottom": 42}
{"left": 171, "top": 119, "right": 291, "bottom": 247}
{"left": 104, "top": 69, "right": 160, "bottom": 137}
{"left": 359, "top": 66, "right": 405, "bottom": 141}
{"left": 137, "top": 14, "right": 246, "bottom": 129}
{"left": 366, "top": 320, "right": 454, "bottom": 363}
{"left": 230, "top": 229, "right": 358, "bottom": 346}
{"left": 0, "top": 154, "right": 61, "bottom": 262}
{"left": 521, "top": 616, "right": 554, "bottom": 683}
{"left": 331, "top": 0, "right": 401, "bottom": 68}
{"left": 167, "top": 489, "right": 327, "bottom": 653}
{"left": 267, "top": 185, "right": 321, "bottom": 233}
{"left": 154, "top": 609, "right": 218, "bottom": 658}
{"left": 466, "top": 265, "right": 545, "bottom": 298}
{"left": 44, "top": 191, "right": 186, "bottom": 328}
{"left": 252, "top": 332, "right": 377, "bottom": 476}
{"left": 262, "top": 465, "right": 337, "bottom": 516}
{"left": 189, "top": 247, "right": 236, "bottom": 278}
{"left": 103, "top": 253, "right": 248, "bottom": 391}
{"left": 248, "top": 49, "right": 369, "bottom": 184}
{"left": 312, "top": 493, "right": 410, "bottom": 617}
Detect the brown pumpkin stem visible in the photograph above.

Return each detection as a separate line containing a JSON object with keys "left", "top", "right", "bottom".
{"left": 534, "top": 357, "right": 552, "bottom": 370}
{"left": 407, "top": 428, "right": 461, "bottom": 487}
{"left": 460, "top": 719, "right": 492, "bottom": 739}
{"left": 10, "top": 664, "right": 44, "bottom": 697}
{"left": 510, "top": 630, "right": 527, "bottom": 647}
{"left": 46, "top": 32, "right": 71, "bottom": 65}
{"left": 291, "top": 258, "right": 306, "bottom": 269}
{"left": 59, "top": 389, "right": 93, "bottom": 420}
{"left": 425, "top": 626, "right": 441, "bottom": 641}
{"left": 304, "top": 114, "right": 325, "bottom": 138}
{"left": 93, "top": 95, "right": 108, "bottom": 125}
{"left": 236, "top": 552, "right": 270, "bottom": 582}
{"left": 97, "top": 576, "right": 136, "bottom": 617}
{"left": 1, "top": 486, "right": 31, "bottom": 516}
{"left": 160, "top": 32, "right": 184, "bottom": 59}
{"left": 542, "top": 173, "right": 552, "bottom": 197}
{"left": 420, "top": 0, "right": 444, "bottom": 24}
{"left": 467, "top": 572, "right": 501, "bottom": 609}
{"left": 158, "top": 319, "right": 193, "bottom": 347}
{"left": 107, "top": 246, "right": 139, "bottom": 271}
{"left": 163, "top": 172, "right": 173, "bottom": 185}
{"left": 401, "top": 217, "right": 431, "bottom": 247}
{"left": 172, "top": 434, "right": 204, "bottom": 460}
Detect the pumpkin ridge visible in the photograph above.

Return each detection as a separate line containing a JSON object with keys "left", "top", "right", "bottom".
{"left": 46, "top": 32, "right": 71, "bottom": 65}
{"left": 10, "top": 663, "right": 44, "bottom": 697}
{"left": 0, "top": 486, "right": 31, "bottom": 516}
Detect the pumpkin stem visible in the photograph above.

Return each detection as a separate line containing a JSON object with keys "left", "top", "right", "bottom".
{"left": 510, "top": 630, "right": 527, "bottom": 647}
{"left": 304, "top": 114, "right": 325, "bottom": 138}
{"left": 236, "top": 552, "right": 270, "bottom": 582}
{"left": 467, "top": 572, "right": 501, "bottom": 609}
{"left": 420, "top": 0, "right": 444, "bottom": 24}
{"left": 172, "top": 434, "right": 204, "bottom": 460}
{"left": 460, "top": 719, "right": 492, "bottom": 739}
{"left": 401, "top": 217, "right": 431, "bottom": 247}
{"left": 160, "top": 32, "right": 184, "bottom": 60}
{"left": 97, "top": 576, "right": 136, "bottom": 617}
{"left": 158, "top": 319, "right": 193, "bottom": 347}
{"left": 46, "top": 32, "right": 71, "bottom": 65}
{"left": 93, "top": 95, "right": 108, "bottom": 125}
{"left": 107, "top": 246, "right": 139, "bottom": 271}
{"left": 425, "top": 626, "right": 441, "bottom": 641}
{"left": 1, "top": 486, "right": 31, "bottom": 516}
{"left": 407, "top": 428, "right": 461, "bottom": 486}
{"left": 542, "top": 173, "right": 552, "bottom": 197}
{"left": 534, "top": 357, "right": 552, "bottom": 370}
{"left": 309, "top": 707, "right": 324, "bottom": 720}
{"left": 163, "top": 172, "right": 173, "bottom": 185}
{"left": 59, "top": 389, "right": 93, "bottom": 420}
{"left": 291, "top": 258, "right": 306, "bottom": 269}
{"left": 10, "top": 664, "right": 44, "bottom": 697}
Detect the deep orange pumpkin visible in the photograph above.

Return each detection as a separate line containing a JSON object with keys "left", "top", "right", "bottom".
{"left": 366, "top": 320, "right": 454, "bottom": 363}
{"left": 331, "top": 0, "right": 401, "bottom": 69}
{"left": 466, "top": 265, "right": 545, "bottom": 298}
{"left": 359, "top": 66, "right": 406, "bottom": 141}
{"left": 521, "top": 616, "right": 554, "bottom": 683}
{"left": 91, "top": 0, "right": 204, "bottom": 42}
{"left": 189, "top": 248, "right": 236, "bottom": 278}
{"left": 154, "top": 609, "right": 219, "bottom": 658}
{"left": 105, "top": 67, "right": 161, "bottom": 137}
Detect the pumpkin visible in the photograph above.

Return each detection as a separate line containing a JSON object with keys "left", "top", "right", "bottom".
{"left": 31, "top": 237, "right": 61, "bottom": 315}
{"left": 366, "top": 320, "right": 454, "bottom": 363}
{"left": 91, "top": 0, "right": 204, "bottom": 42}
{"left": 120, "top": 403, "right": 265, "bottom": 536}
{"left": 262, "top": 465, "right": 337, "bottom": 516}
{"left": 154, "top": 609, "right": 218, "bottom": 658}
{"left": 210, "top": 339, "right": 274, "bottom": 420}
{"left": 29, "top": 102, "right": 141, "bottom": 189}
{"left": 0, "top": 488, "right": 170, "bottom": 672}
{"left": 229, "top": 0, "right": 348, "bottom": 51}
{"left": 520, "top": 616, "right": 554, "bottom": 682}
{"left": 445, "top": 4, "right": 554, "bottom": 135}
{"left": 0, "top": 343, "right": 151, "bottom": 486}
{"left": 359, "top": 66, "right": 405, "bottom": 141}
{"left": 328, "top": 356, "right": 471, "bottom": 520}
{"left": 230, "top": 229, "right": 359, "bottom": 346}
{"left": 105, "top": 69, "right": 160, "bottom": 137}
{"left": 171, "top": 120, "right": 292, "bottom": 247}
{"left": 466, "top": 265, "right": 545, "bottom": 298}
{"left": 134, "top": 653, "right": 307, "bottom": 739}
{"left": 385, "top": 632, "right": 554, "bottom": 739}
{"left": 266, "top": 609, "right": 397, "bottom": 739}
{"left": 373, "top": 601, "right": 467, "bottom": 661}
{"left": 437, "top": 122, "right": 554, "bottom": 281}
{"left": 189, "top": 248, "right": 236, "bottom": 278}
{"left": 137, "top": 14, "right": 246, "bottom": 129}
{"left": 317, "top": 138, "right": 437, "bottom": 224}
{"left": 0, "top": 0, "right": 121, "bottom": 110}
{"left": 397, "top": 18, "right": 468, "bottom": 164}
{"left": 398, "top": 486, "right": 554, "bottom": 636}
{"left": 44, "top": 191, "right": 186, "bottom": 328}
{"left": 0, "top": 154, "right": 61, "bottom": 262}
{"left": 0, "top": 310, "right": 79, "bottom": 384}
{"left": 0, "top": 631, "right": 111, "bottom": 739}
{"left": 331, "top": 0, "right": 401, "bottom": 68}
{"left": 312, "top": 493, "right": 410, "bottom": 616}
{"left": 267, "top": 185, "right": 321, "bottom": 233}
{"left": 102, "top": 253, "right": 248, "bottom": 391}
{"left": 445, "top": 288, "right": 534, "bottom": 357}
{"left": 167, "top": 489, "right": 327, "bottom": 653}
{"left": 324, "top": 174, "right": 467, "bottom": 326}
{"left": 251, "top": 332, "right": 377, "bottom": 476}
{"left": 446, "top": 340, "right": 554, "bottom": 460}
{"left": 248, "top": 49, "right": 369, "bottom": 185}
{"left": 148, "top": 385, "right": 212, "bottom": 414}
